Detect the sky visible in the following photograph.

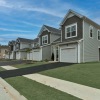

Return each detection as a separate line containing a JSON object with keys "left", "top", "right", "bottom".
{"left": 0, "top": 0, "right": 100, "bottom": 45}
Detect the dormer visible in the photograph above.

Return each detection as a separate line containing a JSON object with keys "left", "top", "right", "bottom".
{"left": 60, "top": 9, "right": 83, "bottom": 42}
{"left": 38, "top": 25, "right": 61, "bottom": 46}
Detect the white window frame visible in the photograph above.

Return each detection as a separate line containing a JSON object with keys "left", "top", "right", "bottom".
{"left": 42, "top": 35, "right": 48, "bottom": 45}
{"left": 65, "top": 23, "right": 77, "bottom": 39}
{"left": 97, "top": 29, "right": 100, "bottom": 41}
{"left": 89, "top": 26, "right": 93, "bottom": 38}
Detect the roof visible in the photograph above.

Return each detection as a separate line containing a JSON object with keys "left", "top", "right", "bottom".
{"left": 32, "top": 38, "right": 39, "bottom": 43}
{"left": 60, "top": 9, "right": 84, "bottom": 25}
{"left": 8, "top": 40, "right": 15, "bottom": 45}
{"left": 44, "top": 25, "right": 61, "bottom": 34}
{"left": 38, "top": 25, "right": 61, "bottom": 37}
{"left": 17, "top": 37, "right": 34, "bottom": 43}
{"left": 60, "top": 9, "right": 100, "bottom": 29}
{"left": 52, "top": 37, "right": 61, "bottom": 44}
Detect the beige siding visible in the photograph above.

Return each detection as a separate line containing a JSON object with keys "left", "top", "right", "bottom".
{"left": 83, "top": 21, "right": 100, "bottom": 62}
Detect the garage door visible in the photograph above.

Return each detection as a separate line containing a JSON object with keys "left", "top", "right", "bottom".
{"left": 60, "top": 48, "right": 77, "bottom": 63}
{"left": 33, "top": 49, "right": 42, "bottom": 61}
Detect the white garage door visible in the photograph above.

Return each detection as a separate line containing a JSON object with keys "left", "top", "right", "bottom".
{"left": 33, "top": 49, "right": 42, "bottom": 61}
{"left": 60, "top": 48, "right": 77, "bottom": 63}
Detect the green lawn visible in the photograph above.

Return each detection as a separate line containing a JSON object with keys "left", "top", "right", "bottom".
{"left": 13, "top": 61, "right": 100, "bottom": 89}
{"left": 0, "top": 67, "right": 5, "bottom": 71}
{"left": 13, "top": 61, "right": 50, "bottom": 68}
{"left": 39, "top": 62, "right": 100, "bottom": 89}
{"left": 0, "top": 59, "right": 16, "bottom": 62}
{"left": 5, "top": 76, "right": 80, "bottom": 100}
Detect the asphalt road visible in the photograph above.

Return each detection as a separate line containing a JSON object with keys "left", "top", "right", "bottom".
{"left": 0, "top": 60, "right": 26, "bottom": 66}
{"left": 0, "top": 62, "right": 73, "bottom": 79}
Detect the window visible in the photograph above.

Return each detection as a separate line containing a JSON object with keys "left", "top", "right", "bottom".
{"left": 42, "top": 35, "right": 48, "bottom": 45}
{"left": 97, "top": 30, "right": 100, "bottom": 40}
{"left": 89, "top": 26, "right": 93, "bottom": 38}
{"left": 65, "top": 23, "right": 77, "bottom": 38}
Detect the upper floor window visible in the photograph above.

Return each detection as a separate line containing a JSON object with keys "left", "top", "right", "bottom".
{"left": 42, "top": 35, "right": 48, "bottom": 45}
{"left": 97, "top": 30, "right": 100, "bottom": 40}
{"left": 89, "top": 26, "right": 93, "bottom": 38}
{"left": 65, "top": 23, "right": 77, "bottom": 39}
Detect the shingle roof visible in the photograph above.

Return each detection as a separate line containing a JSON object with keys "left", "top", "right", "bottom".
{"left": 8, "top": 40, "right": 15, "bottom": 45}
{"left": 32, "top": 38, "right": 39, "bottom": 43}
{"left": 17, "top": 37, "right": 34, "bottom": 43}
{"left": 53, "top": 37, "right": 61, "bottom": 43}
{"left": 60, "top": 9, "right": 100, "bottom": 29}
{"left": 44, "top": 25, "right": 61, "bottom": 34}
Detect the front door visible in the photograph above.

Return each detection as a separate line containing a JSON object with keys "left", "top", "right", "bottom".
{"left": 56, "top": 47, "right": 59, "bottom": 61}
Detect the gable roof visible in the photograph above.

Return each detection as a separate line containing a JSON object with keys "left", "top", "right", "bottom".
{"left": 52, "top": 37, "right": 61, "bottom": 44}
{"left": 38, "top": 25, "right": 61, "bottom": 37}
{"left": 17, "top": 37, "right": 34, "bottom": 43}
{"left": 32, "top": 38, "right": 39, "bottom": 43}
{"left": 60, "top": 9, "right": 100, "bottom": 29}
{"left": 60, "top": 9, "right": 84, "bottom": 25}
{"left": 8, "top": 40, "right": 15, "bottom": 45}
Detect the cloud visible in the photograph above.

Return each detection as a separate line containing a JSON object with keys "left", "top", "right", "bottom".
{"left": 0, "top": 27, "right": 34, "bottom": 32}
{"left": 0, "top": 33, "right": 37, "bottom": 37}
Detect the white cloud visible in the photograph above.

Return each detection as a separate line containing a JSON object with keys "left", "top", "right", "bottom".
{"left": 0, "top": 27, "right": 34, "bottom": 32}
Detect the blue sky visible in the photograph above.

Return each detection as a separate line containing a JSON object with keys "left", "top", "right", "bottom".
{"left": 0, "top": 0, "right": 100, "bottom": 45}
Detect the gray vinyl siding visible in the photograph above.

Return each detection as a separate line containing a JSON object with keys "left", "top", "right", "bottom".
{"left": 50, "top": 34, "right": 60, "bottom": 43}
{"left": 80, "top": 40, "right": 83, "bottom": 63}
{"left": 42, "top": 45, "right": 51, "bottom": 60}
{"left": 83, "top": 21, "right": 100, "bottom": 62}
{"left": 39, "top": 30, "right": 50, "bottom": 46}
{"left": 61, "top": 15, "right": 83, "bottom": 42}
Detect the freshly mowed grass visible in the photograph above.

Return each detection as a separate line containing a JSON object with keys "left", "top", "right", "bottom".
{"left": 5, "top": 76, "right": 80, "bottom": 100}
{"left": 0, "top": 67, "right": 5, "bottom": 71}
{"left": 0, "top": 59, "right": 16, "bottom": 62}
{"left": 39, "top": 62, "right": 100, "bottom": 89}
{"left": 13, "top": 61, "right": 50, "bottom": 68}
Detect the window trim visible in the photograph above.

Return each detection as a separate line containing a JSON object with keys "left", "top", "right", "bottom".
{"left": 89, "top": 26, "right": 93, "bottom": 38}
{"left": 65, "top": 23, "right": 77, "bottom": 39}
{"left": 97, "top": 29, "right": 100, "bottom": 41}
{"left": 42, "top": 35, "right": 48, "bottom": 45}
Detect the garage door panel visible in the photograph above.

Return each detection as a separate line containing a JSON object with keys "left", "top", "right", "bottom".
{"left": 33, "top": 50, "right": 42, "bottom": 61}
{"left": 60, "top": 48, "right": 77, "bottom": 63}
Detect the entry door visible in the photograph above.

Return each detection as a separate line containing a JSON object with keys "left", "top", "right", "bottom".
{"left": 56, "top": 47, "right": 59, "bottom": 61}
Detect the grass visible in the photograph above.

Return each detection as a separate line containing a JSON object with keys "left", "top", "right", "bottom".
{"left": 5, "top": 76, "right": 80, "bottom": 100}
{"left": 13, "top": 61, "right": 50, "bottom": 68}
{"left": 0, "top": 59, "right": 16, "bottom": 62}
{"left": 0, "top": 67, "right": 5, "bottom": 71}
{"left": 39, "top": 62, "right": 100, "bottom": 89}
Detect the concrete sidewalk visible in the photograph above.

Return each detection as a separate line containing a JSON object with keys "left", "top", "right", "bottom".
{"left": 0, "top": 77, "right": 27, "bottom": 100}
{"left": 1, "top": 65, "right": 100, "bottom": 100}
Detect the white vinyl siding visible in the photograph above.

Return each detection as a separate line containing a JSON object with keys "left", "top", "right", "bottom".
{"left": 65, "top": 23, "right": 77, "bottom": 39}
